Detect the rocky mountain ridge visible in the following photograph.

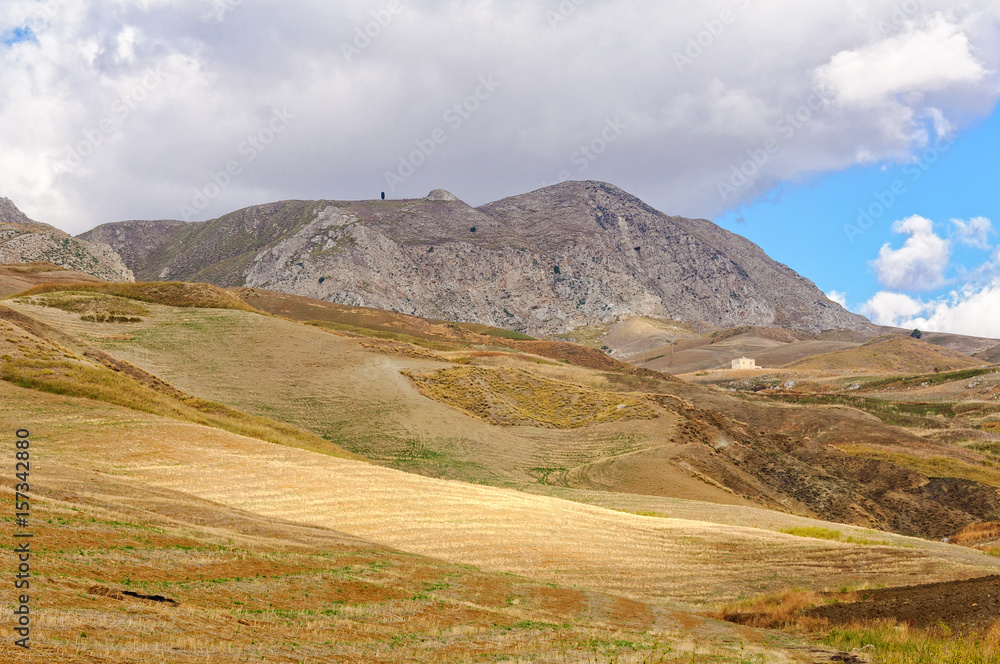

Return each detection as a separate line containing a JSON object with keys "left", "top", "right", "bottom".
{"left": 80, "top": 181, "right": 869, "bottom": 336}
{"left": 1, "top": 197, "right": 134, "bottom": 282}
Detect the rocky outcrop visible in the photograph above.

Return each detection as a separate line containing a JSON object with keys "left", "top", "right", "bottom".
{"left": 1, "top": 198, "right": 133, "bottom": 283}
{"left": 79, "top": 182, "right": 869, "bottom": 335}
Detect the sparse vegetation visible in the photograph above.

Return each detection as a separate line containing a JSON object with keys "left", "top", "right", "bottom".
{"left": 950, "top": 521, "right": 1000, "bottom": 547}
{"left": 11, "top": 281, "right": 259, "bottom": 311}
{"left": 405, "top": 365, "right": 660, "bottom": 428}
{"left": 80, "top": 313, "right": 143, "bottom": 323}
{"left": 781, "top": 526, "right": 844, "bottom": 541}
{"left": 824, "top": 620, "right": 1000, "bottom": 664}
{"left": 3, "top": 261, "right": 68, "bottom": 273}
{"left": 710, "top": 589, "right": 831, "bottom": 630}
{"left": 837, "top": 445, "right": 1000, "bottom": 489}
{"left": 786, "top": 335, "right": 982, "bottom": 373}
{"left": 780, "top": 526, "right": 879, "bottom": 545}
{"left": 308, "top": 319, "right": 462, "bottom": 350}
{"left": 5, "top": 273, "right": 1000, "bottom": 661}
{"left": 715, "top": 589, "right": 1000, "bottom": 664}
{"left": 856, "top": 367, "right": 999, "bottom": 393}
{"left": 0, "top": 355, "right": 354, "bottom": 459}
{"left": 762, "top": 392, "right": 967, "bottom": 428}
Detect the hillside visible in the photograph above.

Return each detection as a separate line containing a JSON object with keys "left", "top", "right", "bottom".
{"left": 8, "top": 281, "right": 1000, "bottom": 540}
{"left": 7, "top": 279, "right": 1000, "bottom": 660}
{"left": 0, "top": 262, "right": 105, "bottom": 298}
{"left": 8, "top": 377, "right": 998, "bottom": 663}
{"left": 785, "top": 335, "right": 985, "bottom": 373}
{"left": 0, "top": 197, "right": 134, "bottom": 282}
{"left": 80, "top": 181, "right": 870, "bottom": 336}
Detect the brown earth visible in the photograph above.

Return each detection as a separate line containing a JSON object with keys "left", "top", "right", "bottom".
{"left": 234, "top": 286, "right": 641, "bottom": 373}
{"left": 786, "top": 335, "right": 984, "bottom": 373}
{"left": 0, "top": 262, "right": 103, "bottom": 297}
{"left": 807, "top": 575, "right": 1000, "bottom": 634}
{"left": 635, "top": 325, "right": 995, "bottom": 376}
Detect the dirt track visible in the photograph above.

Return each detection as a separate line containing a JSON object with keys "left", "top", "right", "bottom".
{"left": 808, "top": 574, "right": 1000, "bottom": 633}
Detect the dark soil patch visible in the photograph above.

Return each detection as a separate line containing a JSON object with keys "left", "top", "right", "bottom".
{"left": 807, "top": 574, "right": 1000, "bottom": 633}
{"left": 87, "top": 585, "right": 179, "bottom": 605}
{"left": 122, "top": 590, "right": 179, "bottom": 605}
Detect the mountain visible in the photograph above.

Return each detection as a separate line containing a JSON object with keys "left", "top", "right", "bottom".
{"left": 79, "top": 181, "right": 869, "bottom": 336}
{"left": 1, "top": 197, "right": 134, "bottom": 282}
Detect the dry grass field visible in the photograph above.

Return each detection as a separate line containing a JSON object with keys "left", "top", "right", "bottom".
{"left": 4, "top": 379, "right": 1000, "bottom": 663}
{"left": 784, "top": 335, "right": 985, "bottom": 373}
{"left": 9, "top": 287, "right": 1000, "bottom": 535}
{"left": 0, "top": 262, "right": 105, "bottom": 298}
{"left": 405, "top": 366, "right": 660, "bottom": 428}
{"left": 7, "top": 280, "right": 1000, "bottom": 662}
{"left": 1, "top": 383, "right": 737, "bottom": 663}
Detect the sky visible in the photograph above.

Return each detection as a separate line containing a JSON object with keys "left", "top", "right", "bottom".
{"left": 1, "top": 0, "right": 999, "bottom": 336}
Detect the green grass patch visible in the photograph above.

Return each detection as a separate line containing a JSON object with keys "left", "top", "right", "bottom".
{"left": 0, "top": 356, "right": 355, "bottom": 459}
{"left": 858, "top": 367, "right": 999, "bottom": 393}
{"left": 824, "top": 622, "right": 1000, "bottom": 664}
{"left": 781, "top": 526, "right": 844, "bottom": 541}
{"left": 762, "top": 393, "right": 960, "bottom": 429}
{"left": 780, "top": 526, "right": 881, "bottom": 545}
{"left": 453, "top": 323, "right": 534, "bottom": 340}
{"left": 837, "top": 446, "right": 1000, "bottom": 489}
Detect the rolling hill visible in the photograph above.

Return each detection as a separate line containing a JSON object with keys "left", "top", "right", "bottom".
{"left": 6, "top": 275, "right": 1000, "bottom": 661}
{"left": 7, "top": 280, "right": 1000, "bottom": 540}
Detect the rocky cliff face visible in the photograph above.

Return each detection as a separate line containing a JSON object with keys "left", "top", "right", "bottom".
{"left": 80, "top": 182, "right": 868, "bottom": 335}
{"left": 0, "top": 198, "right": 134, "bottom": 282}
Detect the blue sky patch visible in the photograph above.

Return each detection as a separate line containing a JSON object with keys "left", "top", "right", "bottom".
{"left": 2, "top": 26, "right": 37, "bottom": 47}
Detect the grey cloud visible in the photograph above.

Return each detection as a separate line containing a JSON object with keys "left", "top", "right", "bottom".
{"left": 1, "top": 0, "right": 999, "bottom": 233}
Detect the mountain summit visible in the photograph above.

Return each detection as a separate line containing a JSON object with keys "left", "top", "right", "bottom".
{"left": 80, "top": 181, "right": 868, "bottom": 335}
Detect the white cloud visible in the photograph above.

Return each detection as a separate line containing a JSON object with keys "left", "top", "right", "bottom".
{"left": 951, "top": 216, "right": 993, "bottom": 249}
{"left": 871, "top": 216, "right": 951, "bottom": 291}
{"left": 925, "top": 107, "right": 955, "bottom": 139}
{"left": 816, "top": 15, "right": 988, "bottom": 108}
{"left": 862, "top": 282, "right": 1000, "bottom": 339}
{"left": 0, "top": 1, "right": 999, "bottom": 232}
{"left": 114, "top": 26, "right": 138, "bottom": 65}
{"left": 826, "top": 290, "right": 847, "bottom": 307}
{"left": 860, "top": 291, "right": 927, "bottom": 326}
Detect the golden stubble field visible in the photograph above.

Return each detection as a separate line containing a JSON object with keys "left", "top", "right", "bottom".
{"left": 1, "top": 381, "right": 800, "bottom": 663}
{"left": 4, "top": 376, "right": 996, "bottom": 608}
{"left": 3, "top": 377, "right": 1000, "bottom": 663}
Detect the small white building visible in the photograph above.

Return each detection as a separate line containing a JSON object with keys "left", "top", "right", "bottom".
{"left": 732, "top": 357, "right": 756, "bottom": 370}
